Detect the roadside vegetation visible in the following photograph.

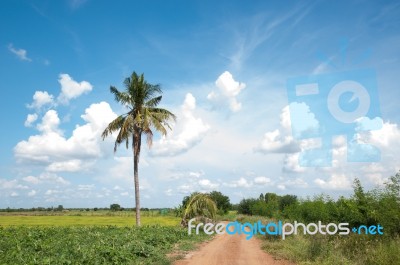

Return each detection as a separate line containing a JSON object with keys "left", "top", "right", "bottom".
{"left": 0, "top": 225, "right": 209, "bottom": 265}
{"left": 234, "top": 171, "right": 400, "bottom": 265}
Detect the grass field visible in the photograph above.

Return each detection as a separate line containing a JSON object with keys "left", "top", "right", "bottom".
{"left": 0, "top": 215, "right": 180, "bottom": 226}
{"left": 0, "top": 210, "right": 180, "bottom": 227}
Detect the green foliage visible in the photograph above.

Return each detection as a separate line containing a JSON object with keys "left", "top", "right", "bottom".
{"left": 181, "top": 193, "right": 217, "bottom": 225}
{"left": 237, "top": 198, "right": 258, "bottom": 215}
{"left": 209, "top": 191, "right": 231, "bottom": 215}
{"left": 110, "top": 204, "right": 121, "bottom": 212}
{"left": 0, "top": 225, "right": 207, "bottom": 265}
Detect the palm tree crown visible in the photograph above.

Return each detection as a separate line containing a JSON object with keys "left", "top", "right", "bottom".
{"left": 102, "top": 71, "right": 175, "bottom": 226}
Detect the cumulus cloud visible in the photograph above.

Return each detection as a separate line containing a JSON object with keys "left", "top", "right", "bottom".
{"left": 28, "top": 190, "right": 37, "bottom": 197}
{"left": 46, "top": 159, "right": 88, "bottom": 172}
{"left": 57, "top": 74, "right": 93, "bottom": 104}
{"left": 198, "top": 179, "right": 219, "bottom": 190}
{"left": 14, "top": 102, "right": 117, "bottom": 172}
{"left": 8, "top": 43, "right": 32, "bottom": 61}
{"left": 286, "top": 102, "right": 319, "bottom": 139}
{"left": 151, "top": 93, "right": 209, "bottom": 156}
{"left": 27, "top": 91, "right": 54, "bottom": 110}
{"left": 257, "top": 129, "right": 300, "bottom": 153}
{"left": 254, "top": 176, "right": 271, "bottom": 185}
{"left": 23, "top": 176, "right": 41, "bottom": 185}
{"left": 27, "top": 74, "right": 92, "bottom": 110}
{"left": 207, "top": 71, "right": 246, "bottom": 112}
{"left": 256, "top": 105, "right": 300, "bottom": 154}
{"left": 314, "top": 174, "right": 352, "bottom": 190}
{"left": 24, "top": 114, "right": 38, "bottom": 127}
{"left": 0, "top": 179, "right": 28, "bottom": 190}
{"left": 224, "top": 177, "right": 253, "bottom": 188}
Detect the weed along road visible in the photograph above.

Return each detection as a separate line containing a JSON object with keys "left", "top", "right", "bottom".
{"left": 174, "top": 223, "right": 293, "bottom": 265}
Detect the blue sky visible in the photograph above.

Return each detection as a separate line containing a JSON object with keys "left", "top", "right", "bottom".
{"left": 1, "top": 0, "right": 399, "bottom": 208}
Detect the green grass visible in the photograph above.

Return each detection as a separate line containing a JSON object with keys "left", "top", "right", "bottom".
{"left": 0, "top": 215, "right": 180, "bottom": 227}
{"left": 260, "top": 233, "right": 400, "bottom": 265}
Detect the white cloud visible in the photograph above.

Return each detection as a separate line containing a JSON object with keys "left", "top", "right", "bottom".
{"left": 224, "top": 177, "right": 253, "bottom": 188}
{"left": 256, "top": 105, "right": 300, "bottom": 154}
{"left": 10, "top": 192, "right": 19, "bottom": 197}
{"left": 254, "top": 176, "right": 271, "bottom": 185}
{"left": 0, "top": 179, "right": 28, "bottom": 190}
{"left": 38, "top": 173, "right": 70, "bottom": 186}
{"left": 45, "top": 189, "right": 60, "bottom": 195}
{"left": 23, "top": 176, "right": 40, "bottom": 184}
{"left": 207, "top": 71, "right": 246, "bottom": 112}
{"left": 314, "top": 174, "right": 352, "bottom": 190}
{"left": 27, "top": 91, "right": 54, "bottom": 110}
{"left": 46, "top": 159, "right": 87, "bottom": 172}
{"left": 355, "top": 117, "right": 383, "bottom": 131}
{"left": 78, "top": 184, "right": 95, "bottom": 191}
{"left": 283, "top": 153, "right": 306, "bottom": 173}
{"left": 14, "top": 102, "right": 117, "bottom": 171}
{"left": 120, "top": 192, "right": 129, "bottom": 196}
{"left": 28, "top": 190, "right": 37, "bottom": 197}
{"left": 198, "top": 179, "right": 219, "bottom": 190}
{"left": 277, "top": 184, "right": 286, "bottom": 190}
{"left": 257, "top": 129, "right": 300, "bottom": 153}
{"left": 164, "top": 189, "right": 173, "bottom": 196}
{"left": 8, "top": 43, "right": 32, "bottom": 61}
{"left": 151, "top": 93, "right": 209, "bottom": 156}
{"left": 36, "top": 110, "right": 61, "bottom": 134}
{"left": 22, "top": 174, "right": 69, "bottom": 186}
{"left": 177, "top": 184, "right": 193, "bottom": 194}
{"left": 24, "top": 114, "right": 38, "bottom": 127}
{"left": 287, "top": 102, "right": 319, "bottom": 139}
{"left": 57, "top": 74, "right": 93, "bottom": 104}
{"left": 363, "top": 121, "right": 400, "bottom": 147}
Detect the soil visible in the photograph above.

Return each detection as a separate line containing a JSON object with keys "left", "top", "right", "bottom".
{"left": 173, "top": 224, "right": 294, "bottom": 265}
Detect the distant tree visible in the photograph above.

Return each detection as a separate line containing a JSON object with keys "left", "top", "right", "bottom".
{"left": 110, "top": 203, "right": 121, "bottom": 211}
{"left": 56, "top": 205, "right": 64, "bottom": 211}
{"left": 209, "top": 191, "right": 231, "bottom": 215}
{"left": 279, "top": 195, "right": 297, "bottom": 211}
{"left": 238, "top": 198, "right": 258, "bottom": 215}
{"left": 250, "top": 200, "right": 269, "bottom": 216}
{"left": 259, "top": 193, "right": 264, "bottom": 201}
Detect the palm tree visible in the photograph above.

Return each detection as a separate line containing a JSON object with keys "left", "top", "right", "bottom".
{"left": 102, "top": 71, "right": 175, "bottom": 226}
{"left": 181, "top": 193, "right": 217, "bottom": 227}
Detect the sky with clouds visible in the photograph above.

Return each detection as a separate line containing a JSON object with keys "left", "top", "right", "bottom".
{"left": 1, "top": 0, "right": 399, "bottom": 208}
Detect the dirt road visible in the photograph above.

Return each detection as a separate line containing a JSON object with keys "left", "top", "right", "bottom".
{"left": 174, "top": 227, "right": 293, "bottom": 265}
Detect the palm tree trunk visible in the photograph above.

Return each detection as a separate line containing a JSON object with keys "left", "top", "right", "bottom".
{"left": 133, "top": 129, "right": 141, "bottom": 226}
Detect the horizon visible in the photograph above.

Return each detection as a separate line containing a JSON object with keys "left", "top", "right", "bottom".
{"left": 1, "top": 0, "right": 399, "bottom": 209}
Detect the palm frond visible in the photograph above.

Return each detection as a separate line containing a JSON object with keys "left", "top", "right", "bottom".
{"left": 101, "top": 115, "right": 126, "bottom": 140}
{"left": 145, "top": 95, "right": 162, "bottom": 108}
{"left": 182, "top": 193, "right": 217, "bottom": 221}
{"left": 110, "top": 86, "right": 131, "bottom": 106}
{"left": 114, "top": 114, "right": 134, "bottom": 152}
